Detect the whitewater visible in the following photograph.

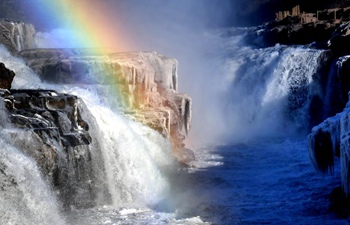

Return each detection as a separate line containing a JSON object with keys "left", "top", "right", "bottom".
{"left": 1, "top": 26, "right": 350, "bottom": 225}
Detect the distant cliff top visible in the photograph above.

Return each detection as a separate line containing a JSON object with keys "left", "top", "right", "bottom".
{"left": 1, "top": 0, "right": 350, "bottom": 29}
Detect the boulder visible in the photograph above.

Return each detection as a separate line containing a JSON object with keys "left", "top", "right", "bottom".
{"left": 0, "top": 62, "right": 15, "bottom": 89}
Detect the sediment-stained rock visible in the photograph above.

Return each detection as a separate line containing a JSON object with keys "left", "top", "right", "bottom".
{"left": 20, "top": 49, "right": 192, "bottom": 159}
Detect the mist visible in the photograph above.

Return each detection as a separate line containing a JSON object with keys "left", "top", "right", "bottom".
{"left": 27, "top": 0, "right": 239, "bottom": 146}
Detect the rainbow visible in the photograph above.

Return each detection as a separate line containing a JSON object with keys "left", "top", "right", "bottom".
{"left": 31, "top": 0, "right": 136, "bottom": 108}
{"left": 25, "top": 0, "right": 181, "bottom": 149}
{"left": 30, "top": 0, "right": 130, "bottom": 50}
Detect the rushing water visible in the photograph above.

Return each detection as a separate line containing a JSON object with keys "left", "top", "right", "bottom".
{"left": 0, "top": 25, "right": 349, "bottom": 224}
{"left": 65, "top": 139, "right": 347, "bottom": 225}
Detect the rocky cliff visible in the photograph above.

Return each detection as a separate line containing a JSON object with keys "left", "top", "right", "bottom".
{"left": 305, "top": 14, "right": 350, "bottom": 216}
{"left": 0, "top": 18, "right": 192, "bottom": 160}
{"left": 19, "top": 49, "right": 192, "bottom": 162}
{"left": 0, "top": 86, "right": 103, "bottom": 207}
{"left": 0, "top": 19, "right": 36, "bottom": 54}
{"left": 0, "top": 19, "right": 193, "bottom": 207}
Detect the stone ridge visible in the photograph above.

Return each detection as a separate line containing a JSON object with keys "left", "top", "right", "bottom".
{"left": 20, "top": 49, "right": 193, "bottom": 162}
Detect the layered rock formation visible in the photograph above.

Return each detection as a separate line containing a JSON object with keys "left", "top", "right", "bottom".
{"left": 20, "top": 49, "right": 192, "bottom": 162}
{"left": 0, "top": 19, "right": 193, "bottom": 163}
{"left": 0, "top": 19, "right": 36, "bottom": 54}
{"left": 0, "top": 19, "right": 193, "bottom": 210}
{"left": 0, "top": 87, "right": 101, "bottom": 207}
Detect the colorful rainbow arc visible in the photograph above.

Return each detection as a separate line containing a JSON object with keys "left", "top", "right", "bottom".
{"left": 29, "top": 0, "right": 157, "bottom": 115}
{"left": 35, "top": 0, "right": 129, "bottom": 51}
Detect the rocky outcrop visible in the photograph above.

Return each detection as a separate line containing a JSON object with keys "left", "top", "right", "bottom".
{"left": 0, "top": 62, "right": 15, "bottom": 89}
{"left": 20, "top": 49, "right": 192, "bottom": 160}
{"left": 0, "top": 19, "right": 36, "bottom": 54}
{"left": 308, "top": 54, "right": 350, "bottom": 197}
{"left": 327, "top": 22, "right": 350, "bottom": 56}
{"left": 245, "top": 17, "right": 337, "bottom": 48}
{"left": 0, "top": 89, "right": 100, "bottom": 207}
{"left": 308, "top": 98, "right": 350, "bottom": 193}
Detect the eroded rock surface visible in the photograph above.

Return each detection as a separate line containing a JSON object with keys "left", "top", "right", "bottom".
{"left": 0, "top": 19, "right": 36, "bottom": 54}
{"left": 0, "top": 89, "right": 100, "bottom": 207}
{"left": 308, "top": 95, "right": 350, "bottom": 197}
{"left": 20, "top": 49, "right": 192, "bottom": 160}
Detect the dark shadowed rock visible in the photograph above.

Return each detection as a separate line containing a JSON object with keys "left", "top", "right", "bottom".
{"left": 0, "top": 62, "right": 15, "bottom": 89}
{"left": 20, "top": 49, "right": 193, "bottom": 162}
{"left": 244, "top": 15, "right": 339, "bottom": 48}
{"left": 0, "top": 89, "right": 100, "bottom": 208}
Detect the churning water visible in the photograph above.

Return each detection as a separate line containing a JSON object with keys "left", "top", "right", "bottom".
{"left": 0, "top": 26, "right": 349, "bottom": 224}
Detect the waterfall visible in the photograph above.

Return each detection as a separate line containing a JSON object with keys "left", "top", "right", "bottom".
{"left": 0, "top": 44, "right": 176, "bottom": 219}
{"left": 67, "top": 87, "right": 176, "bottom": 207}
{"left": 0, "top": 100, "right": 66, "bottom": 225}
{"left": 205, "top": 44, "right": 329, "bottom": 143}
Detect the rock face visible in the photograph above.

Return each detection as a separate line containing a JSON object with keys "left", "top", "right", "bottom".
{"left": 328, "top": 22, "right": 350, "bottom": 56}
{"left": 0, "top": 89, "right": 101, "bottom": 207}
{"left": 20, "top": 49, "right": 192, "bottom": 160}
{"left": 308, "top": 98, "right": 350, "bottom": 195}
{"left": 245, "top": 16, "right": 337, "bottom": 48}
{"left": 0, "top": 62, "right": 15, "bottom": 89}
{"left": 0, "top": 19, "right": 36, "bottom": 54}
{"left": 308, "top": 53, "right": 350, "bottom": 205}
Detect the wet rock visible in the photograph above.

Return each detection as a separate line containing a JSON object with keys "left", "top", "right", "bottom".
{"left": 328, "top": 22, "right": 350, "bottom": 56}
{"left": 0, "top": 89, "right": 97, "bottom": 208}
{"left": 20, "top": 49, "right": 193, "bottom": 162}
{"left": 246, "top": 17, "right": 336, "bottom": 48}
{"left": 308, "top": 94, "right": 350, "bottom": 196}
{"left": 0, "top": 62, "right": 15, "bottom": 89}
{"left": 329, "top": 186, "right": 350, "bottom": 218}
{"left": 0, "top": 19, "right": 36, "bottom": 54}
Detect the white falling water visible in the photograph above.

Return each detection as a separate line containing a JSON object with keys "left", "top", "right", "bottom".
{"left": 0, "top": 44, "right": 176, "bottom": 213}
{"left": 67, "top": 87, "right": 176, "bottom": 207}
{"left": 209, "top": 43, "right": 326, "bottom": 143}
{"left": 0, "top": 100, "right": 66, "bottom": 225}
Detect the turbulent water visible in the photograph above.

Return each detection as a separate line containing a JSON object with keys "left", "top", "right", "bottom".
{"left": 0, "top": 26, "right": 349, "bottom": 225}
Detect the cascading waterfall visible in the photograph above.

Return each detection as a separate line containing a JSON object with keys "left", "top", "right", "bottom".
{"left": 0, "top": 23, "right": 344, "bottom": 223}
{"left": 67, "top": 87, "right": 175, "bottom": 207}
{"left": 0, "top": 100, "right": 66, "bottom": 225}
{"left": 0, "top": 44, "right": 176, "bottom": 223}
{"left": 213, "top": 41, "right": 328, "bottom": 142}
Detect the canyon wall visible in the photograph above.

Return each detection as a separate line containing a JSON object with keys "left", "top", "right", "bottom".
{"left": 19, "top": 49, "right": 192, "bottom": 162}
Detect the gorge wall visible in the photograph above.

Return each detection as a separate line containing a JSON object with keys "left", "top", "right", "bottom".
{"left": 240, "top": 8, "right": 350, "bottom": 210}
{"left": 19, "top": 49, "right": 192, "bottom": 162}
{"left": 0, "top": 19, "right": 192, "bottom": 209}
{"left": 0, "top": 19, "right": 192, "bottom": 159}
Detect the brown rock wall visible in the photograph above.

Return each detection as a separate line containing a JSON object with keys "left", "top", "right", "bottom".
{"left": 20, "top": 49, "right": 192, "bottom": 161}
